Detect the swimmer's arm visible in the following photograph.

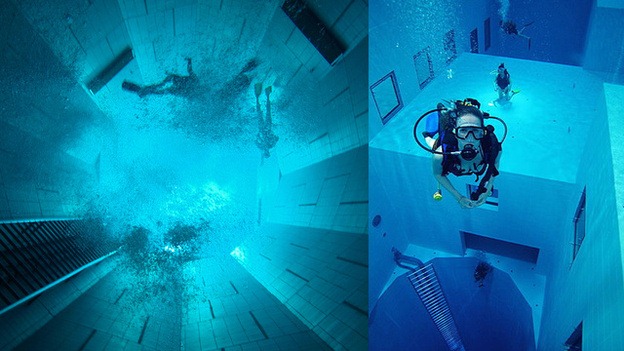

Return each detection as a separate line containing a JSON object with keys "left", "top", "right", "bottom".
{"left": 475, "top": 150, "right": 503, "bottom": 206}
{"left": 432, "top": 153, "right": 464, "bottom": 203}
{"left": 487, "top": 150, "right": 502, "bottom": 192}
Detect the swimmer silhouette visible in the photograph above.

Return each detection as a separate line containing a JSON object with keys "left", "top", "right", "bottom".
{"left": 254, "top": 82, "right": 279, "bottom": 159}
{"left": 122, "top": 57, "right": 199, "bottom": 98}
{"left": 500, "top": 20, "right": 533, "bottom": 49}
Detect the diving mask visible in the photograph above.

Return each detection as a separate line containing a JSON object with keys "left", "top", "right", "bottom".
{"left": 454, "top": 126, "right": 486, "bottom": 140}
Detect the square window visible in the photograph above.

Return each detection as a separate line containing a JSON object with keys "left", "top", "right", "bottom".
{"left": 370, "top": 71, "right": 403, "bottom": 125}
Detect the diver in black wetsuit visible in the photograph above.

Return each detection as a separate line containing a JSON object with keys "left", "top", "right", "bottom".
{"left": 254, "top": 83, "right": 279, "bottom": 159}
{"left": 417, "top": 99, "right": 505, "bottom": 209}
{"left": 494, "top": 63, "right": 520, "bottom": 102}
{"left": 474, "top": 261, "right": 492, "bottom": 287}
{"left": 500, "top": 20, "right": 533, "bottom": 49}
{"left": 122, "top": 57, "right": 199, "bottom": 98}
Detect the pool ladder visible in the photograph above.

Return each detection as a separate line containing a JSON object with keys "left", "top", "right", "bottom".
{"left": 408, "top": 263, "right": 466, "bottom": 351}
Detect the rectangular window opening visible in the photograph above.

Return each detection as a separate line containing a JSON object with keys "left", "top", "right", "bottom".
{"left": 572, "top": 187, "right": 586, "bottom": 261}
{"left": 281, "top": 0, "right": 345, "bottom": 65}
{"left": 86, "top": 47, "right": 134, "bottom": 95}
{"left": 461, "top": 231, "right": 540, "bottom": 264}
{"left": 414, "top": 46, "right": 435, "bottom": 89}
{"left": 470, "top": 28, "right": 479, "bottom": 53}
{"left": 443, "top": 29, "right": 457, "bottom": 64}
{"left": 484, "top": 18, "right": 491, "bottom": 51}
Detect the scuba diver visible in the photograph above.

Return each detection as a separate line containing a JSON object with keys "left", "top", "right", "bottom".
{"left": 254, "top": 82, "right": 279, "bottom": 159}
{"left": 122, "top": 57, "right": 199, "bottom": 98}
{"left": 474, "top": 261, "right": 492, "bottom": 287}
{"left": 414, "top": 98, "right": 506, "bottom": 209}
{"left": 494, "top": 63, "right": 514, "bottom": 101}
{"left": 500, "top": 20, "right": 533, "bottom": 50}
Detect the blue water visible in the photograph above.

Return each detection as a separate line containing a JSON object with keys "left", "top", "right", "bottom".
{"left": 369, "top": 0, "right": 623, "bottom": 350}
{"left": 370, "top": 257, "right": 535, "bottom": 350}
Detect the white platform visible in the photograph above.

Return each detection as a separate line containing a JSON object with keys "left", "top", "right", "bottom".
{"left": 371, "top": 53, "right": 606, "bottom": 184}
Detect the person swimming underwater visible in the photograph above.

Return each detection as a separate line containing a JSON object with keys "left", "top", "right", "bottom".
{"left": 416, "top": 99, "right": 505, "bottom": 209}
{"left": 500, "top": 20, "right": 533, "bottom": 49}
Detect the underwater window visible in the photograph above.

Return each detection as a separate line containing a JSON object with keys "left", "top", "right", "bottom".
{"left": 572, "top": 187, "right": 586, "bottom": 261}
{"left": 484, "top": 18, "right": 491, "bottom": 51}
{"left": 564, "top": 321, "right": 582, "bottom": 351}
{"left": 281, "top": 0, "right": 345, "bottom": 65}
{"left": 470, "top": 28, "right": 479, "bottom": 53}
{"left": 370, "top": 71, "right": 403, "bottom": 125}
{"left": 413, "top": 46, "right": 434, "bottom": 89}
{"left": 461, "top": 231, "right": 540, "bottom": 264}
{"left": 87, "top": 47, "right": 134, "bottom": 94}
{"left": 443, "top": 30, "right": 457, "bottom": 64}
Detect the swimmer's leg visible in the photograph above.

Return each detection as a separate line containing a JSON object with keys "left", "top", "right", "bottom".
{"left": 504, "top": 86, "right": 512, "bottom": 100}
{"left": 254, "top": 82, "right": 263, "bottom": 99}
{"left": 122, "top": 81, "right": 142, "bottom": 93}
{"left": 517, "top": 32, "right": 531, "bottom": 49}
{"left": 265, "top": 86, "right": 273, "bottom": 127}
{"left": 255, "top": 83, "right": 264, "bottom": 129}
{"left": 185, "top": 57, "right": 193, "bottom": 75}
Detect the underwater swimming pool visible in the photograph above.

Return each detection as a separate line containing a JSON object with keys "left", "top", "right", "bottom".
{"left": 0, "top": 1, "right": 368, "bottom": 350}
{"left": 370, "top": 257, "right": 534, "bottom": 350}
{"left": 369, "top": 0, "right": 624, "bottom": 350}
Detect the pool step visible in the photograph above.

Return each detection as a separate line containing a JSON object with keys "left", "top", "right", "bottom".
{"left": 408, "top": 263, "right": 466, "bottom": 351}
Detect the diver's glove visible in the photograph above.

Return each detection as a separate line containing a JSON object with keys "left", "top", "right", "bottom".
{"left": 470, "top": 186, "right": 494, "bottom": 202}
{"left": 470, "top": 186, "right": 487, "bottom": 201}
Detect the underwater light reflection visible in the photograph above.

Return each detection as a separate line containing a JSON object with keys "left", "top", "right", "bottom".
{"left": 230, "top": 246, "right": 246, "bottom": 263}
